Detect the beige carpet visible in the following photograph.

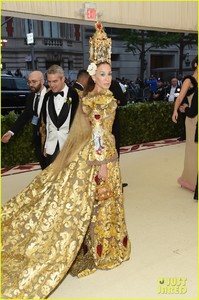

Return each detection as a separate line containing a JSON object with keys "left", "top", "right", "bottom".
{"left": 1, "top": 142, "right": 198, "bottom": 299}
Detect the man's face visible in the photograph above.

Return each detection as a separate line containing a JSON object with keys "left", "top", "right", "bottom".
{"left": 27, "top": 74, "right": 43, "bottom": 93}
{"left": 171, "top": 79, "right": 178, "bottom": 87}
{"left": 47, "top": 73, "right": 65, "bottom": 93}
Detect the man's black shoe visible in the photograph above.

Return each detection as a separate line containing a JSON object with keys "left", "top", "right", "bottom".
{"left": 122, "top": 183, "right": 128, "bottom": 188}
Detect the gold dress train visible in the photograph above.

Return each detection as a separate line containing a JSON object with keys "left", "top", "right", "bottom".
{"left": 2, "top": 90, "right": 131, "bottom": 299}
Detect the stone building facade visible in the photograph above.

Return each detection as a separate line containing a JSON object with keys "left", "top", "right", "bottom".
{"left": 1, "top": 17, "right": 197, "bottom": 82}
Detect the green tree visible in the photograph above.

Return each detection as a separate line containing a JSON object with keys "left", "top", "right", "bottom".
{"left": 122, "top": 29, "right": 197, "bottom": 80}
{"left": 169, "top": 33, "right": 198, "bottom": 74}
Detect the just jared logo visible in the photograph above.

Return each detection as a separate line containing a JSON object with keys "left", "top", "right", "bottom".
{"left": 158, "top": 277, "right": 187, "bottom": 294}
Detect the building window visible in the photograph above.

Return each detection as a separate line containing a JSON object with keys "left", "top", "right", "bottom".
{"left": 25, "top": 19, "right": 34, "bottom": 34}
{"left": 26, "top": 60, "right": 37, "bottom": 70}
{"left": 66, "top": 24, "right": 74, "bottom": 40}
{"left": 60, "top": 23, "right": 66, "bottom": 38}
{"left": 43, "top": 21, "right": 60, "bottom": 38}
{"left": 68, "top": 60, "right": 73, "bottom": 70}
{"left": 37, "top": 20, "right": 43, "bottom": 37}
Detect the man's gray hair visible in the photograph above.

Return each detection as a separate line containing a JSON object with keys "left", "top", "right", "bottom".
{"left": 47, "top": 64, "right": 65, "bottom": 76}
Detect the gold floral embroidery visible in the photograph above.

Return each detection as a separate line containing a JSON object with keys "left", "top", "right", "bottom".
{"left": 2, "top": 93, "right": 131, "bottom": 299}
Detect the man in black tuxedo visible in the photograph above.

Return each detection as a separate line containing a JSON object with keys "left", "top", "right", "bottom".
{"left": 40, "top": 65, "right": 79, "bottom": 166}
{"left": 1, "top": 71, "right": 47, "bottom": 169}
{"left": 73, "top": 69, "right": 89, "bottom": 95}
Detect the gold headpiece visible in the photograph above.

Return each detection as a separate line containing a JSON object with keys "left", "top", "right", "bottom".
{"left": 89, "top": 22, "right": 112, "bottom": 65}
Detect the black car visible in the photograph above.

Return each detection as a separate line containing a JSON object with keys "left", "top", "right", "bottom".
{"left": 1, "top": 74, "right": 31, "bottom": 115}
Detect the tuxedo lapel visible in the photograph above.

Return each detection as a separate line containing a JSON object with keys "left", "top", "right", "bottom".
{"left": 73, "top": 82, "right": 83, "bottom": 91}
{"left": 48, "top": 94, "right": 70, "bottom": 129}
{"left": 57, "top": 102, "right": 69, "bottom": 128}
{"left": 48, "top": 94, "right": 58, "bottom": 127}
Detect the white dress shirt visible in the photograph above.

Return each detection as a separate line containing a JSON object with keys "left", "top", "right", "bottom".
{"left": 45, "top": 84, "right": 72, "bottom": 155}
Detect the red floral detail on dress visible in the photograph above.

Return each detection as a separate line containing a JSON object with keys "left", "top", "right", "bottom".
{"left": 97, "top": 244, "right": 102, "bottom": 256}
{"left": 97, "top": 23, "right": 102, "bottom": 30}
{"left": 94, "top": 175, "right": 100, "bottom": 184}
{"left": 95, "top": 137, "right": 104, "bottom": 155}
{"left": 96, "top": 145, "right": 104, "bottom": 155}
{"left": 123, "top": 236, "right": 128, "bottom": 248}
{"left": 94, "top": 114, "right": 100, "bottom": 120}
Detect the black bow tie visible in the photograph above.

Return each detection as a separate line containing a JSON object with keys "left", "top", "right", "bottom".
{"left": 53, "top": 91, "right": 64, "bottom": 97}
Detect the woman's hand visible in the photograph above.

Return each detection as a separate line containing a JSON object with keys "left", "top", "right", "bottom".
{"left": 43, "top": 148, "right": 47, "bottom": 157}
{"left": 98, "top": 164, "right": 107, "bottom": 181}
{"left": 172, "top": 110, "right": 178, "bottom": 123}
{"left": 179, "top": 103, "right": 188, "bottom": 113}
{"left": 1, "top": 131, "right": 12, "bottom": 143}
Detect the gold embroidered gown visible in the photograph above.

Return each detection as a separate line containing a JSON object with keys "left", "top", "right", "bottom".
{"left": 2, "top": 90, "right": 131, "bottom": 299}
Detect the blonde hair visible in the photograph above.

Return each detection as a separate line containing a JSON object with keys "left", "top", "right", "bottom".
{"left": 52, "top": 102, "right": 92, "bottom": 175}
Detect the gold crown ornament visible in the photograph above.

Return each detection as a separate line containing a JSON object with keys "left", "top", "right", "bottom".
{"left": 89, "top": 22, "right": 112, "bottom": 66}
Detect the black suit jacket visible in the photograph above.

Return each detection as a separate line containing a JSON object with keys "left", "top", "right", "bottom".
{"left": 10, "top": 92, "right": 35, "bottom": 134}
{"left": 10, "top": 92, "right": 41, "bottom": 145}
{"left": 39, "top": 86, "right": 79, "bottom": 149}
{"left": 110, "top": 80, "right": 127, "bottom": 157}
{"left": 73, "top": 82, "right": 84, "bottom": 91}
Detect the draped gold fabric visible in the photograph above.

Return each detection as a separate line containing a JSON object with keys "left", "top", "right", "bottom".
{"left": 2, "top": 90, "right": 131, "bottom": 299}
{"left": 1, "top": 1, "right": 197, "bottom": 32}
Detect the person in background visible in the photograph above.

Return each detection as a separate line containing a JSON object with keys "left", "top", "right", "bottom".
{"left": 110, "top": 80, "right": 127, "bottom": 158}
{"left": 14, "top": 68, "right": 23, "bottom": 77}
{"left": 6, "top": 69, "right": 13, "bottom": 76}
{"left": 110, "top": 79, "right": 128, "bottom": 188}
{"left": 73, "top": 69, "right": 90, "bottom": 95}
{"left": 166, "top": 78, "right": 181, "bottom": 102}
{"left": 150, "top": 79, "right": 165, "bottom": 101}
{"left": 177, "top": 74, "right": 183, "bottom": 87}
{"left": 166, "top": 77, "right": 186, "bottom": 141}
{"left": 116, "top": 77, "right": 126, "bottom": 93}
{"left": 172, "top": 55, "right": 198, "bottom": 193}
{"left": 146, "top": 75, "right": 158, "bottom": 101}
{"left": 40, "top": 64, "right": 79, "bottom": 166}
{"left": 1, "top": 70, "right": 47, "bottom": 169}
{"left": 2, "top": 22, "right": 131, "bottom": 299}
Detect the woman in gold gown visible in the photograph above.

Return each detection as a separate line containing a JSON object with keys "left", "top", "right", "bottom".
{"left": 2, "top": 62, "right": 131, "bottom": 299}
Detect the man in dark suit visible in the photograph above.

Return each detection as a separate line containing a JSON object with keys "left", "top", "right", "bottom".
{"left": 110, "top": 79, "right": 127, "bottom": 158}
{"left": 1, "top": 70, "right": 47, "bottom": 169}
{"left": 40, "top": 65, "right": 79, "bottom": 166}
{"left": 110, "top": 80, "right": 128, "bottom": 188}
{"left": 73, "top": 69, "right": 89, "bottom": 94}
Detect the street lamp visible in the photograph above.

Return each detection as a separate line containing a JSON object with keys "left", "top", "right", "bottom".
{"left": 26, "top": 20, "right": 35, "bottom": 70}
